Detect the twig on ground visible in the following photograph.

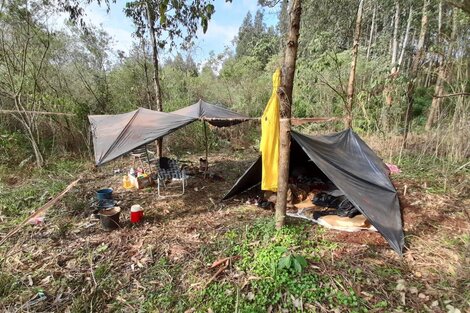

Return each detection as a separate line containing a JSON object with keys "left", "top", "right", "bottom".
{"left": 205, "top": 256, "right": 240, "bottom": 288}
{"left": 89, "top": 252, "right": 97, "bottom": 288}
{"left": 205, "top": 262, "right": 229, "bottom": 288}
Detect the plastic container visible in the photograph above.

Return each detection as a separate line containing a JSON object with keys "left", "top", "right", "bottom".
{"left": 123, "top": 175, "right": 133, "bottom": 189}
{"left": 130, "top": 204, "right": 143, "bottom": 223}
{"left": 96, "top": 188, "right": 114, "bottom": 208}
{"left": 96, "top": 188, "right": 113, "bottom": 199}
{"left": 98, "top": 207, "right": 121, "bottom": 231}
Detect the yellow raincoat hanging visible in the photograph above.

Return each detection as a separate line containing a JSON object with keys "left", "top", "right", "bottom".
{"left": 260, "top": 69, "right": 281, "bottom": 191}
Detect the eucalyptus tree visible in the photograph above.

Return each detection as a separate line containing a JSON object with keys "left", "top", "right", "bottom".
{"left": 52, "top": 0, "right": 219, "bottom": 157}
{"left": 345, "top": 0, "right": 364, "bottom": 129}
{"left": 124, "top": 0, "right": 215, "bottom": 157}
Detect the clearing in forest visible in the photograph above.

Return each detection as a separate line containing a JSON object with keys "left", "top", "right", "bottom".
{"left": 0, "top": 152, "right": 468, "bottom": 312}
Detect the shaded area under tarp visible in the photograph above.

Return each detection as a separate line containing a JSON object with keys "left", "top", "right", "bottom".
{"left": 172, "top": 99, "right": 249, "bottom": 127}
{"left": 89, "top": 100, "right": 249, "bottom": 166}
{"left": 223, "top": 129, "right": 404, "bottom": 255}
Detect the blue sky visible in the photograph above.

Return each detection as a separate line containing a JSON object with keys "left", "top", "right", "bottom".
{"left": 80, "top": 0, "right": 279, "bottom": 64}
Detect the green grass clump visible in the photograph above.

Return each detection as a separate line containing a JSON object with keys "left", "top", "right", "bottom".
{"left": 0, "top": 272, "right": 18, "bottom": 299}
{"left": 394, "top": 155, "right": 468, "bottom": 194}
{"left": 0, "top": 159, "right": 85, "bottom": 221}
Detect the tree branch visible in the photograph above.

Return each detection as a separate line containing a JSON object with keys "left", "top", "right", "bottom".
{"left": 433, "top": 92, "right": 470, "bottom": 98}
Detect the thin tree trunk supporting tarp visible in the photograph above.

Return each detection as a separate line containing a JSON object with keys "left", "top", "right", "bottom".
{"left": 275, "top": 0, "right": 301, "bottom": 229}
{"left": 203, "top": 120, "right": 208, "bottom": 164}
{"left": 223, "top": 130, "right": 404, "bottom": 255}
{"left": 145, "top": 1, "right": 164, "bottom": 158}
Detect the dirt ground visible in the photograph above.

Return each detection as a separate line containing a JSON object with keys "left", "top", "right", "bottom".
{"left": 0, "top": 152, "right": 469, "bottom": 312}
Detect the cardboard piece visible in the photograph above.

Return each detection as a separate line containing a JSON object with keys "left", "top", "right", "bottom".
{"left": 129, "top": 174, "right": 153, "bottom": 189}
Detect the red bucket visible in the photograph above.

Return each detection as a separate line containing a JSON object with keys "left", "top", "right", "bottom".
{"left": 130, "top": 205, "right": 143, "bottom": 223}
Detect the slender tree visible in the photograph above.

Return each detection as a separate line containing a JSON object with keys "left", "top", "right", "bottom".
{"left": 402, "top": 0, "right": 429, "bottom": 148}
{"left": 139, "top": 36, "right": 153, "bottom": 109}
{"left": 275, "top": 0, "right": 301, "bottom": 229}
{"left": 0, "top": 2, "right": 52, "bottom": 167}
{"left": 397, "top": 6, "right": 413, "bottom": 71}
{"left": 124, "top": 0, "right": 215, "bottom": 158}
{"left": 391, "top": 2, "right": 400, "bottom": 73}
{"left": 385, "top": 4, "right": 413, "bottom": 115}
{"left": 426, "top": 5, "right": 457, "bottom": 130}
{"left": 366, "top": 4, "right": 376, "bottom": 60}
{"left": 446, "top": 0, "right": 470, "bottom": 14}
{"left": 345, "top": 0, "right": 364, "bottom": 129}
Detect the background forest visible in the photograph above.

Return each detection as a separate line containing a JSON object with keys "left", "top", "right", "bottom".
{"left": 0, "top": 0, "right": 469, "bottom": 168}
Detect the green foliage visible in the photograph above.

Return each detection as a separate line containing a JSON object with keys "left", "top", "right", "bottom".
{"left": 412, "top": 86, "right": 434, "bottom": 124}
{"left": 278, "top": 254, "right": 308, "bottom": 273}
{"left": 393, "top": 155, "right": 469, "bottom": 194}
{"left": 0, "top": 273, "right": 18, "bottom": 299}
{"left": 0, "top": 159, "right": 85, "bottom": 220}
{"left": 235, "top": 9, "right": 280, "bottom": 69}
{"left": 124, "top": 0, "right": 217, "bottom": 50}
{"left": 1, "top": 0, "right": 469, "bottom": 166}
{"left": 0, "top": 178, "right": 66, "bottom": 218}
{"left": 195, "top": 218, "right": 363, "bottom": 312}
{"left": 0, "top": 131, "right": 31, "bottom": 165}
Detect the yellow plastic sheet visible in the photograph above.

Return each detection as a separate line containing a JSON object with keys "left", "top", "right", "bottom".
{"left": 260, "top": 69, "right": 281, "bottom": 191}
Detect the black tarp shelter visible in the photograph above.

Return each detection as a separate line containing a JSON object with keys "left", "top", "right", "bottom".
{"left": 89, "top": 100, "right": 249, "bottom": 166}
{"left": 223, "top": 129, "right": 404, "bottom": 255}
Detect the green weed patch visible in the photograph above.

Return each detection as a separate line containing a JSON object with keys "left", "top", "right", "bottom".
{"left": 193, "top": 218, "right": 364, "bottom": 312}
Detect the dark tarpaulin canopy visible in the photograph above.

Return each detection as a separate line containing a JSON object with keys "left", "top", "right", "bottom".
{"left": 89, "top": 101, "right": 249, "bottom": 166}
{"left": 223, "top": 129, "right": 404, "bottom": 255}
{"left": 89, "top": 108, "right": 196, "bottom": 166}
{"left": 171, "top": 99, "right": 249, "bottom": 127}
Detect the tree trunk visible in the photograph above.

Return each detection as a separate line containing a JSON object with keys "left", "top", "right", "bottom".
{"left": 345, "top": 0, "right": 364, "bottom": 129}
{"left": 275, "top": 0, "right": 301, "bottom": 229}
{"left": 391, "top": 2, "right": 400, "bottom": 73}
{"left": 145, "top": 1, "right": 163, "bottom": 158}
{"left": 140, "top": 37, "right": 153, "bottom": 110}
{"left": 426, "top": 65, "right": 446, "bottom": 130}
{"left": 397, "top": 7, "right": 413, "bottom": 71}
{"left": 13, "top": 98, "right": 44, "bottom": 168}
{"left": 402, "top": 0, "right": 429, "bottom": 147}
{"left": 426, "top": 5, "right": 455, "bottom": 130}
{"left": 366, "top": 5, "right": 376, "bottom": 60}
{"left": 384, "top": 5, "right": 412, "bottom": 118}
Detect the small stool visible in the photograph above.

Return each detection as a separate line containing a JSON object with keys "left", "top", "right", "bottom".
{"left": 131, "top": 151, "right": 146, "bottom": 170}
{"left": 130, "top": 146, "right": 153, "bottom": 172}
